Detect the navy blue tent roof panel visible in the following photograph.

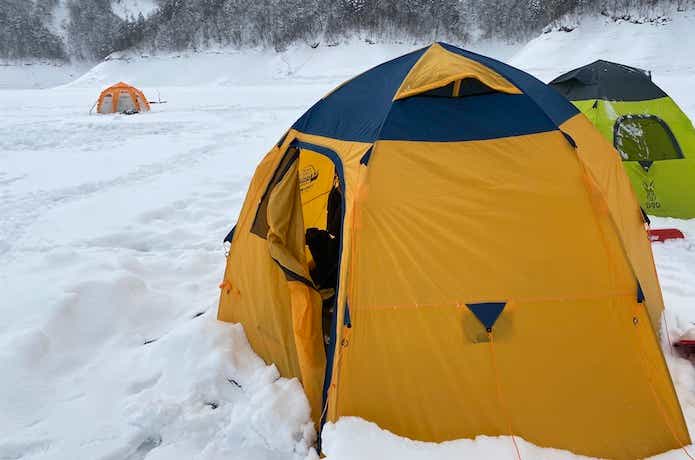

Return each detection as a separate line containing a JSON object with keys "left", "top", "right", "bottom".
{"left": 292, "top": 43, "right": 579, "bottom": 143}
{"left": 439, "top": 43, "right": 579, "bottom": 127}
{"left": 466, "top": 302, "right": 506, "bottom": 331}
{"left": 291, "top": 47, "right": 427, "bottom": 142}
{"left": 379, "top": 93, "right": 557, "bottom": 142}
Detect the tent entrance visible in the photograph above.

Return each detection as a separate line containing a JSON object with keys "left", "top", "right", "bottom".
{"left": 298, "top": 148, "right": 343, "bottom": 351}
{"left": 290, "top": 141, "right": 347, "bottom": 440}
{"left": 249, "top": 142, "right": 345, "bottom": 352}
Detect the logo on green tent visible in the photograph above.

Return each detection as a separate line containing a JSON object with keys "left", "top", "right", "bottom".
{"left": 642, "top": 180, "right": 661, "bottom": 210}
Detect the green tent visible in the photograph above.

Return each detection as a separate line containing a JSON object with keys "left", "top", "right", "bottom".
{"left": 550, "top": 60, "right": 695, "bottom": 218}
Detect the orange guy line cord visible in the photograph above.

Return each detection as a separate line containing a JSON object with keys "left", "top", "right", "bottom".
{"left": 488, "top": 331, "right": 523, "bottom": 460}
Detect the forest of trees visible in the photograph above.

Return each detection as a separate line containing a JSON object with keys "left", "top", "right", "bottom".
{"left": 1, "top": 0, "right": 693, "bottom": 61}
{"left": 0, "top": 0, "right": 67, "bottom": 59}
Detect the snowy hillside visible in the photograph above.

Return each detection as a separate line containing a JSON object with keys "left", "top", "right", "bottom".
{"left": 67, "top": 39, "right": 519, "bottom": 89}
{"left": 0, "top": 39, "right": 517, "bottom": 90}
{"left": 510, "top": 9, "right": 695, "bottom": 117}
{"left": 1, "top": 12, "right": 695, "bottom": 460}
{"left": 0, "top": 61, "right": 91, "bottom": 90}
{"left": 512, "top": 12, "right": 695, "bottom": 78}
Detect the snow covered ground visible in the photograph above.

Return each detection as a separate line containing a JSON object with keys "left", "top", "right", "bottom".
{"left": 0, "top": 82, "right": 326, "bottom": 459}
{"left": 1, "top": 16, "right": 694, "bottom": 460}
{"left": 0, "top": 61, "right": 92, "bottom": 90}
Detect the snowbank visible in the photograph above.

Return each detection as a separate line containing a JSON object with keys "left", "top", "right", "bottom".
{"left": 0, "top": 34, "right": 517, "bottom": 91}
{"left": 322, "top": 418, "right": 594, "bottom": 460}
{"left": 0, "top": 61, "right": 91, "bottom": 90}
{"left": 60, "top": 38, "right": 518, "bottom": 90}
{"left": 321, "top": 416, "right": 695, "bottom": 459}
{"left": 511, "top": 10, "right": 695, "bottom": 80}
{"left": 510, "top": 10, "right": 695, "bottom": 117}
{"left": 67, "top": 40, "right": 510, "bottom": 89}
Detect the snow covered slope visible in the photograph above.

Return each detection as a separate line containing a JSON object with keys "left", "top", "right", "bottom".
{"left": 1, "top": 14, "right": 694, "bottom": 460}
{"left": 510, "top": 10, "right": 695, "bottom": 117}
{"left": 0, "top": 61, "right": 91, "bottom": 90}
{"left": 67, "top": 39, "right": 518, "bottom": 89}
{"left": 0, "top": 39, "right": 518, "bottom": 90}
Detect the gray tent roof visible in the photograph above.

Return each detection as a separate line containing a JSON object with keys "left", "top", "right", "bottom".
{"left": 549, "top": 60, "right": 667, "bottom": 102}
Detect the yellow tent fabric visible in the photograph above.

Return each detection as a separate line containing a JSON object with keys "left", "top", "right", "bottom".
{"left": 218, "top": 43, "right": 689, "bottom": 459}
{"left": 394, "top": 42, "right": 521, "bottom": 99}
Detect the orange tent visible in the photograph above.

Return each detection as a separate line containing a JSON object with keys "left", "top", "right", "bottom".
{"left": 96, "top": 82, "right": 150, "bottom": 114}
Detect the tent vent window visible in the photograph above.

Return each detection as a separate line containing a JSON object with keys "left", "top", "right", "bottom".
{"left": 613, "top": 115, "right": 683, "bottom": 162}
{"left": 419, "top": 78, "right": 498, "bottom": 98}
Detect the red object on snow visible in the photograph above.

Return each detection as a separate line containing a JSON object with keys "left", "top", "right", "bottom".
{"left": 674, "top": 339, "right": 695, "bottom": 357}
{"left": 648, "top": 228, "right": 685, "bottom": 243}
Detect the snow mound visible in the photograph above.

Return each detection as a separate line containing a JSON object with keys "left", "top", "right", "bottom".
{"left": 510, "top": 9, "right": 695, "bottom": 119}
{"left": 322, "top": 418, "right": 593, "bottom": 460}
{"left": 0, "top": 61, "right": 91, "bottom": 90}
{"left": 0, "top": 310, "right": 315, "bottom": 459}
{"left": 66, "top": 42, "right": 416, "bottom": 89}
{"left": 511, "top": 10, "right": 695, "bottom": 81}
{"left": 321, "top": 416, "right": 695, "bottom": 459}
{"left": 66, "top": 39, "right": 519, "bottom": 90}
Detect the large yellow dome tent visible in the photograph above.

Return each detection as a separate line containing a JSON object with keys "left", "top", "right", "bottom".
{"left": 94, "top": 82, "right": 150, "bottom": 114}
{"left": 217, "top": 43, "right": 690, "bottom": 459}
